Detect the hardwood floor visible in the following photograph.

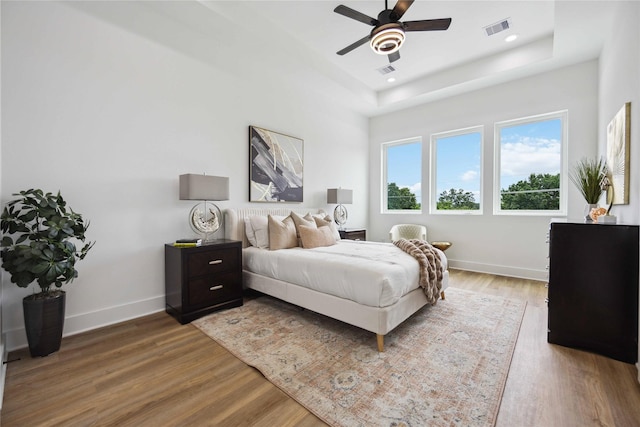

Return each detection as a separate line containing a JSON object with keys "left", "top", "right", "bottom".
{"left": 2, "top": 269, "right": 640, "bottom": 426}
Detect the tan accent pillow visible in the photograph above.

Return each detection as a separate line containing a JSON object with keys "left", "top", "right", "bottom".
{"left": 268, "top": 215, "right": 297, "bottom": 250}
{"left": 290, "top": 211, "right": 317, "bottom": 236}
{"left": 299, "top": 225, "right": 337, "bottom": 249}
{"left": 313, "top": 215, "right": 341, "bottom": 242}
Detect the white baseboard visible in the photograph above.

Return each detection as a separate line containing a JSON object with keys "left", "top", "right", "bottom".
{"left": 4, "top": 296, "right": 165, "bottom": 353}
{"left": 0, "top": 336, "right": 7, "bottom": 410}
{"left": 448, "top": 259, "right": 548, "bottom": 282}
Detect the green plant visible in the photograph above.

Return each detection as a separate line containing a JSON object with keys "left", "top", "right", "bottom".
{"left": 569, "top": 157, "right": 607, "bottom": 204}
{"left": 0, "top": 189, "right": 94, "bottom": 295}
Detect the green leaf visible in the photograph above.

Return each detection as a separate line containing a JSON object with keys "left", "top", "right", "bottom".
{"left": 32, "top": 261, "right": 50, "bottom": 275}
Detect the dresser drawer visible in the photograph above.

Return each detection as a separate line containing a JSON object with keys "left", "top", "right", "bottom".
{"left": 188, "top": 271, "right": 242, "bottom": 308}
{"left": 187, "top": 248, "right": 239, "bottom": 277}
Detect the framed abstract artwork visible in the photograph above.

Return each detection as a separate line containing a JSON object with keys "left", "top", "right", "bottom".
{"left": 249, "top": 126, "right": 304, "bottom": 202}
{"left": 606, "top": 102, "right": 631, "bottom": 205}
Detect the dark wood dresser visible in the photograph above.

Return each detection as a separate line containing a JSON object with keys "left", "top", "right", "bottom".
{"left": 165, "top": 239, "right": 242, "bottom": 324}
{"left": 547, "top": 221, "right": 638, "bottom": 363}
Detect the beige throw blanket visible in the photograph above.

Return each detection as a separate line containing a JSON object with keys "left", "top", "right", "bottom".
{"left": 393, "top": 239, "right": 443, "bottom": 304}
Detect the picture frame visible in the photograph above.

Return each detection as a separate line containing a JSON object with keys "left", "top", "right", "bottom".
{"left": 249, "top": 126, "right": 304, "bottom": 203}
{"left": 606, "top": 102, "right": 631, "bottom": 205}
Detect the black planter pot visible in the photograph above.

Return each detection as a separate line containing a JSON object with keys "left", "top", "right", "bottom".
{"left": 23, "top": 291, "right": 66, "bottom": 357}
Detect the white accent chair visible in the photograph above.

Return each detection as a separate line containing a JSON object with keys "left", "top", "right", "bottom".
{"left": 389, "top": 224, "right": 427, "bottom": 242}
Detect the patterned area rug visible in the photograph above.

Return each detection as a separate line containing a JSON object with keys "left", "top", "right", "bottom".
{"left": 193, "top": 287, "right": 526, "bottom": 427}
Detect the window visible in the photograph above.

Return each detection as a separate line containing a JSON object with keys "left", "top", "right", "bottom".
{"left": 494, "top": 111, "right": 567, "bottom": 215}
{"left": 382, "top": 138, "right": 422, "bottom": 212}
{"left": 430, "top": 126, "right": 483, "bottom": 214}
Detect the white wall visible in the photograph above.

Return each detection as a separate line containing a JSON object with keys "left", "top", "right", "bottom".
{"left": 369, "top": 60, "right": 599, "bottom": 280}
{"left": 597, "top": 1, "right": 640, "bottom": 380}
{"left": 0, "top": 0, "right": 6, "bottom": 408}
{"left": 0, "top": 2, "right": 368, "bottom": 351}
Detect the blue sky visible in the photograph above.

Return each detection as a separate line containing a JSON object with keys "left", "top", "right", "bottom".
{"left": 499, "top": 118, "right": 562, "bottom": 189}
{"left": 387, "top": 118, "right": 562, "bottom": 204}
{"left": 387, "top": 141, "right": 422, "bottom": 204}
{"left": 435, "top": 132, "right": 481, "bottom": 200}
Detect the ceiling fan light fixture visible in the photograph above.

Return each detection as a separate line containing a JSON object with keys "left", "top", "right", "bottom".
{"left": 370, "top": 24, "right": 405, "bottom": 55}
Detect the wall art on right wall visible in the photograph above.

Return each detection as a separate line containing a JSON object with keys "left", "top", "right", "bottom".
{"left": 606, "top": 102, "right": 631, "bottom": 205}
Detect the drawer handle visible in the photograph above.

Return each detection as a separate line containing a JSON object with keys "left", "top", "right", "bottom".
{"left": 209, "top": 260, "right": 223, "bottom": 265}
{"left": 210, "top": 285, "right": 224, "bottom": 291}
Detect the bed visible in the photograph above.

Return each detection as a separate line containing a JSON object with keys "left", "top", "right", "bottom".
{"left": 224, "top": 207, "right": 449, "bottom": 351}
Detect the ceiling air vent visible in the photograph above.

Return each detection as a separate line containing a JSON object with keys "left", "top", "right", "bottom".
{"left": 377, "top": 65, "right": 396, "bottom": 75}
{"left": 484, "top": 18, "right": 511, "bottom": 36}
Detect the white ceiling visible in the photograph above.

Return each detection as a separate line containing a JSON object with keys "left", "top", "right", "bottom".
{"left": 239, "top": 0, "right": 556, "bottom": 91}
{"left": 70, "top": 1, "right": 617, "bottom": 116}
{"left": 198, "top": 0, "right": 615, "bottom": 115}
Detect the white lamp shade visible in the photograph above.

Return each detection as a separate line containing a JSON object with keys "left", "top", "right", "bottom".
{"left": 327, "top": 188, "right": 353, "bottom": 205}
{"left": 179, "top": 174, "right": 229, "bottom": 201}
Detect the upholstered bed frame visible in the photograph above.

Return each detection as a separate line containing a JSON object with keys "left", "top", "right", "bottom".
{"left": 224, "top": 207, "right": 449, "bottom": 351}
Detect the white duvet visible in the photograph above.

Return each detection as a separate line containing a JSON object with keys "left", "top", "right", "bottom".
{"left": 243, "top": 240, "right": 447, "bottom": 308}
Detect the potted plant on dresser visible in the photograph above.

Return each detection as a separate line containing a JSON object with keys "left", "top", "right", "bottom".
{"left": 569, "top": 157, "right": 607, "bottom": 222}
{"left": 0, "top": 189, "right": 94, "bottom": 357}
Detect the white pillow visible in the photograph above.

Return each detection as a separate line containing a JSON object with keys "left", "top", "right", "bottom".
{"left": 252, "top": 215, "right": 271, "bottom": 249}
{"left": 244, "top": 218, "right": 257, "bottom": 247}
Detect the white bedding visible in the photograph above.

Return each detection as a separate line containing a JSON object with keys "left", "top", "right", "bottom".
{"left": 244, "top": 239, "right": 447, "bottom": 308}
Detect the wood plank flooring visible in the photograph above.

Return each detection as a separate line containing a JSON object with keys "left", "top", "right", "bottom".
{"left": 2, "top": 269, "right": 640, "bottom": 426}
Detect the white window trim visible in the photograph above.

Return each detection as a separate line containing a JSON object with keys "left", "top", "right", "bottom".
{"left": 493, "top": 110, "right": 568, "bottom": 216}
{"left": 430, "top": 125, "right": 484, "bottom": 215}
{"left": 381, "top": 137, "right": 423, "bottom": 214}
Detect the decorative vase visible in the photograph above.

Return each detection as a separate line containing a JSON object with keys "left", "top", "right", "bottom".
{"left": 23, "top": 291, "right": 66, "bottom": 357}
{"left": 584, "top": 204, "right": 598, "bottom": 222}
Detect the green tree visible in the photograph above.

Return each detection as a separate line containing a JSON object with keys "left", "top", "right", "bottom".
{"left": 387, "top": 183, "right": 420, "bottom": 210}
{"left": 501, "top": 173, "right": 560, "bottom": 210}
{"left": 437, "top": 188, "right": 479, "bottom": 210}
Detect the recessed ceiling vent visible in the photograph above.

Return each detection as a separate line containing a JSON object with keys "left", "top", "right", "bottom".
{"left": 484, "top": 18, "right": 512, "bottom": 36}
{"left": 377, "top": 65, "right": 396, "bottom": 75}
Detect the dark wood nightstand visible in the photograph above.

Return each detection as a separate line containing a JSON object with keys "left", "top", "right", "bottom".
{"left": 339, "top": 228, "right": 366, "bottom": 241}
{"left": 165, "top": 239, "right": 242, "bottom": 324}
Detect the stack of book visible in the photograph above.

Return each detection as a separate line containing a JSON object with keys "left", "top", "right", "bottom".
{"left": 173, "top": 238, "right": 202, "bottom": 247}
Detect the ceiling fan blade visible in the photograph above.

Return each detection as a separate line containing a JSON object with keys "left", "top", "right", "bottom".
{"left": 403, "top": 18, "right": 452, "bottom": 32}
{"left": 391, "top": 0, "right": 414, "bottom": 21}
{"left": 336, "top": 35, "right": 371, "bottom": 55}
{"left": 388, "top": 51, "right": 401, "bottom": 63}
{"left": 334, "top": 5, "right": 378, "bottom": 26}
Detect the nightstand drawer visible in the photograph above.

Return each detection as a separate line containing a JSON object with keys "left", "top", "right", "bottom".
{"left": 188, "top": 271, "right": 242, "bottom": 307}
{"left": 165, "top": 239, "right": 243, "bottom": 324}
{"left": 187, "top": 248, "right": 239, "bottom": 277}
{"left": 339, "top": 229, "right": 366, "bottom": 241}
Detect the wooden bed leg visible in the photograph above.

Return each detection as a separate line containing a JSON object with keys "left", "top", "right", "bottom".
{"left": 440, "top": 291, "right": 446, "bottom": 300}
{"left": 377, "top": 334, "right": 385, "bottom": 352}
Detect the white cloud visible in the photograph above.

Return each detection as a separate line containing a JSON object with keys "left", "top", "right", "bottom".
{"left": 501, "top": 137, "right": 560, "bottom": 177}
{"left": 460, "top": 170, "right": 478, "bottom": 181}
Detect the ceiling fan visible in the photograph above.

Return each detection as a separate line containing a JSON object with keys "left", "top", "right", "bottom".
{"left": 334, "top": 0, "right": 452, "bottom": 63}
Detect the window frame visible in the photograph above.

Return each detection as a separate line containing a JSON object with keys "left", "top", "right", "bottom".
{"left": 493, "top": 110, "right": 568, "bottom": 216}
{"left": 430, "top": 125, "right": 484, "bottom": 215}
{"left": 381, "top": 137, "right": 423, "bottom": 214}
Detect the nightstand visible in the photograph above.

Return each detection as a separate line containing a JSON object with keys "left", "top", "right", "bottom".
{"left": 339, "top": 228, "right": 366, "bottom": 241}
{"left": 165, "top": 239, "right": 243, "bottom": 324}
{"left": 431, "top": 241, "right": 452, "bottom": 251}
